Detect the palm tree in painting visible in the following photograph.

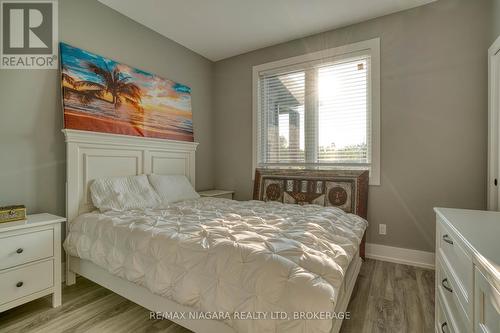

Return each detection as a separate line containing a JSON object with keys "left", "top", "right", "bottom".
{"left": 62, "top": 66, "right": 101, "bottom": 106}
{"left": 62, "top": 72, "right": 76, "bottom": 88}
{"left": 75, "top": 62, "right": 143, "bottom": 111}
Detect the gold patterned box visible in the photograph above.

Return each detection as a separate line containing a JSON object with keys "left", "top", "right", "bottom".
{"left": 0, "top": 205, "right": 26, "bottom": 223}
{"left": 253, "top": 168, "right": 369, "bottom": 259}
{"left": 253, "top": 169, "right": 369, "bottom": 218}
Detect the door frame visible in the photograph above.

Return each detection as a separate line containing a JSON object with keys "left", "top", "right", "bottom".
{"left": 488, "top": 35, "right": 500, "bottom": 210}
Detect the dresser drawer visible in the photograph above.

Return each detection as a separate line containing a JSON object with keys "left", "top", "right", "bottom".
{"left": 436, "top": 293, "right": 455, "bottom": 333}
{"left": 0, "top": 229, "right": 53, "bottom": 270}
{"left": 436, "top": 218, "right": 472, "bottom": 309}
{"left": 0, "top": 259, "right": 54, "bottom": 306}
{"left": 436, "top": 255, "right": 470, "bottom": 331}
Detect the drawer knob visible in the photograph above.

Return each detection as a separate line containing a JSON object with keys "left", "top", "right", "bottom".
{"left": 441, "top": 322, "right": 448, "bottom": 333}
{"left": 442, "top": 234, "right": 454, "bottom": 245}
{"left": 16, "top": 281, "right": 23, "bottom": 288}
{"left": 441, "top": 278, "right": 453, "bottom": 293}
{"left": 16, "top": 248, "right": 23, "bottom": 254}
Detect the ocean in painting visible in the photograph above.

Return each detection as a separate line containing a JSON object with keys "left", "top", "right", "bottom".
{"left": 60, "top": 43, "right": 193, "bottom": 141}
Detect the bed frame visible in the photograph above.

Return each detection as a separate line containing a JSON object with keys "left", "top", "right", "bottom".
{"left": 63, "top": 129, "right": 361, "bottom": 333}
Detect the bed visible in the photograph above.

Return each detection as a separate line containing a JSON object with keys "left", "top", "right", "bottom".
{"left": 62, "top": 129, "right": 368, "bottom": 333}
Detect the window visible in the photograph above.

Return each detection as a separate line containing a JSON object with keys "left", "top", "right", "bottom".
{"left": 253, "top": 39, "right": 380, "bottom": 185}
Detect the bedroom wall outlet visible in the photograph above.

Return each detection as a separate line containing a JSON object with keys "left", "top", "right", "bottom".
{"left": 379, "top": 224, "right": 387, "bottom": 235}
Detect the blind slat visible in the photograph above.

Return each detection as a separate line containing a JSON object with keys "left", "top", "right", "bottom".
{"left": 258, "top": 56, "right": 370, "bottom": 166}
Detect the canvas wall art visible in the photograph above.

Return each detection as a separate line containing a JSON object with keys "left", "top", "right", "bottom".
{"left": 60, "top": 43, "right": 194, "bottom": 141}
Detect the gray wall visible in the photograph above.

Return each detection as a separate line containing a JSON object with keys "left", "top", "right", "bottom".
{"left": 213, "top": 0, "right": 491, "bottom": 252}
{"left": 493, "top": 0, "right": 500, "bottom": 42}
{"left": 0, "top": 0, "right": 215, "bottom": 216}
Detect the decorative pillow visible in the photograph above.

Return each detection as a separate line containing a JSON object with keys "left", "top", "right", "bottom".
{"left": 90, "top": 175, "right": 160, "bottom": 212}
{"left": 148, "top": 174, "right": 200, "bottom": 204}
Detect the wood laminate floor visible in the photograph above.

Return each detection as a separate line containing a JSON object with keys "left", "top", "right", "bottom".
{"left": 0, "top": 259, "right": 434, "bottom": 333}
{"left": 340, "top": 259, "right": 434, "bottom": 333}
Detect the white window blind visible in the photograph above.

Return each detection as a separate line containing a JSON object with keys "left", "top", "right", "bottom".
{"left": 254, "top": 39, "right": 380, "bottom": 185}
{"left": 258, "top": 56, "right": 370, "bottom": 162}
{"left": 317, "top": 58, "right": 369, "bottom": 164}
{"left": 259, "top": 71, "right": 305, "bottom": 163}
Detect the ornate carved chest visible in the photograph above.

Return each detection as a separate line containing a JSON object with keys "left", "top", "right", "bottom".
{"left": 253, "top": 169, "right": 369, "bottom": 219}
{"left": 253, "top": 169, "right": 369, "bottom": 258}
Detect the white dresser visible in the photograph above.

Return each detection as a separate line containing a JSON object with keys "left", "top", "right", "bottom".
{"left": 0, "top": 214, "right": 66, "bottom": 312}
{"left": 434, "top": 208, "right": 499, "bottom": 333}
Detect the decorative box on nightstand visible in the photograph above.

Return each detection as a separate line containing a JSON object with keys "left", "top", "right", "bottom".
{"left": 198, "top": 190, "right": 235, "bottom": 200}
{"left": 0, "top": 213, "right": 66, "bottom": 312}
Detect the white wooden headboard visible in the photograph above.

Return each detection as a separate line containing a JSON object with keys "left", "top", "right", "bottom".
{"left": 63, "top": 129, "right": 198, "bottom": 223}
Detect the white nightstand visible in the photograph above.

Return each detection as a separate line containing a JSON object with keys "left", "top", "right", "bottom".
{"left": 198, "top": 190, "right": 235, "bottom": 200}
{"left": 0, "top": 213, "right": 65, "bottom": 312}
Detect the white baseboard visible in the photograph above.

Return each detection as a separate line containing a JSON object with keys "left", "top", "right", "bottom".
{"left": 365, "top": 243, "right": 435, "bottom": 270}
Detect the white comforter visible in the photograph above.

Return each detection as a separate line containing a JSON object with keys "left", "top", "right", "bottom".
{"left": 64, "top": 198, "right": 367, "bottom": 333}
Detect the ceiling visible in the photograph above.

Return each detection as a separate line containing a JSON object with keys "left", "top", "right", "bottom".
{"left": 98, "top": 0, "right": 437, "bottom": 61}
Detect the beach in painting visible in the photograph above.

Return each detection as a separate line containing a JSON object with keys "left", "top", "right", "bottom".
{"left": 60, "top": 43, "right": 194, "bottom": 141}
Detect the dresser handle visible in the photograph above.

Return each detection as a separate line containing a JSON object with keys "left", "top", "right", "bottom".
{"left": 442, "top": 278, "right": 453, "bottom": 293}
{"left": 441, "top": 322, "right": 448, "bottom": 333}
{"left": 16, "top": 281, "right": 23, "bottom": 288}
{"left": 16, "top": 248, "right": 23, "bottom": 254}
{"left": 442, "top": 234, "right": 453, "bottom": 245}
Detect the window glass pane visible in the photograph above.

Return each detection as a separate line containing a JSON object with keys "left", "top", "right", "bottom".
{"left": 260, "top": 71, "right": 305, "bottom": 163}
{"left": 317, "top": 58, "right": 369, "bottom": 163}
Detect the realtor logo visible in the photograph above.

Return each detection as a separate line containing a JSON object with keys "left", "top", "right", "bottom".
{"left": 1, "top": 0, "right": 58, "bottom": 69}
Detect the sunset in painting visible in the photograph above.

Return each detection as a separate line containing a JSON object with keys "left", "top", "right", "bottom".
{"left": 60, "top": 43, "right": 193, "bottom": 141}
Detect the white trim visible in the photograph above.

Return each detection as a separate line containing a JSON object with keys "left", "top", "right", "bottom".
{"left": 365, "top": 243, "right": 435, "bottom": 270}
{"left": 252, "top": 38, "right": 381, "bottom": 185}
{"left": 488, "top": 35, "right": 500, "bottom": 211}
{"left": 253, "top": 39, "right": 379, "bottom": 74}
{"left": 369, "top": 39, "right": 381, "bottom": 186}
{"left": 63, "top": 129, "right": 199, "bottom": 152}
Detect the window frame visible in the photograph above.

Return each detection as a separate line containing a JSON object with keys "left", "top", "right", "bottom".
{"left": 252, "top": 38, "right": 380, "bottom": 185}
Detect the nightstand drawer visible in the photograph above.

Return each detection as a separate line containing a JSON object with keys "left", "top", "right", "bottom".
{"left": 0, "top": 229, "right": 53, "bottom": 270}
{"left": 199, "top": 190, "right": 235, "bottom": 199}
{"left": 0, "top": 260, "right": 53, "bottom": 306}
{"left": 212, "top": 193, "right": 233, "bottom": 199}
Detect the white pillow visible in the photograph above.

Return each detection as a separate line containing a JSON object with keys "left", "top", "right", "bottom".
{"left": 148, "top": 174, "right": 200, "bottom": 204}
{"left": 90, "top": 175, "right": 160, "bottom": 212}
